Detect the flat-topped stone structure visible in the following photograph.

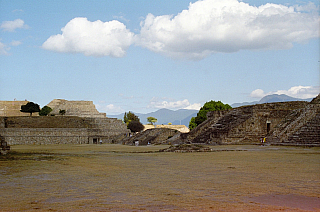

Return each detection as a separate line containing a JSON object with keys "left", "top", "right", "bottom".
{"left": 47, "top": 99, "right": 106, "bottom": 118}
{"left": 0, "top": 116, "right": 130, "bottom": 145}
{"left": 0, "top": 99, "right": 130, "bottom": 145}
{"left": 0, "top": 101, "right": 39, "bottom": 116}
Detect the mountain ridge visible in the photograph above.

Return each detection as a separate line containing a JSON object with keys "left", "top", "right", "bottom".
{"left": 231, "top": 94, "right": 313, "bottom": 108}
{"left": 108, "top": 108, "right": 198, "bottom": 126}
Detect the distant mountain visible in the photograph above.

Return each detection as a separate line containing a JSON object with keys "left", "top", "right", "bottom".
{"left": 108, "top": 108, "right": 198, "bottom": 126}
{"left": 231, "top": 94, "right": 313, "bottom": 108}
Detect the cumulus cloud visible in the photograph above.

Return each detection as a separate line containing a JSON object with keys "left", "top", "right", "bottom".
{"left": 148, "top": 97, "right": 200, "bottom": 110}
{"left": 1, "top": 19, "right": 29, "bottom": 32}
{"left": 42, "top": 17, "right": 134, "bottom": 57}
{"left": 137, "top": 0, "right": 319, "bottom": 59}
{"left": 95, "top": 103, "right": 124, "bottom": 114}
{"left": 0, "top": 41, "right": 9, "bottom": 55}
{"left": 184, "top": 103, "right": 201, "bottom": 110}
{"left": 250, "top": 86, "right": 320, "bottom": 99}
{"left": 10, "top": 40, "right": 22, "bottom": 46}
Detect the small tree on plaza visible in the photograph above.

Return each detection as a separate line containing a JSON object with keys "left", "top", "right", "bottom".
{"left": 20, "top": 102, "right": 40, "bottom": 116}
{"left": 39, "top": 106, "right": 53, "bottom": 116}
{"left": 147, "top": 117, "right": 157, "bottom": 125}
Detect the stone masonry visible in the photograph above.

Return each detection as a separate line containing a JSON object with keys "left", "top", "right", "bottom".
{"left": 0, "top": 99, "right": 129, "bottom": 145}
{"left": 47, "top": 99, "right": 106, "bottom": 118}
{"left": 176, "top": 96, "right": 319, "bottom": 146}
{"left": 0, "top": 101, "right": 38, "bottom": 116}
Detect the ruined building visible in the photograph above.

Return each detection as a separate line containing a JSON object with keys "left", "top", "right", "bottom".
{"left": 0, "top": 99, "right": 129, "bottom": 145}
{"left": 178, "top": 94, "right": 319, "bottom": 146}
{"left": 0, "top": 100, "right": 36, "bottom": 116}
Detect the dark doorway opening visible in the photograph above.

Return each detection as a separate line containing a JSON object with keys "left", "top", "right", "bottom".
{"left": 93, "top": 138, "right": 97, "bottom": 144}
{"left": 267, "top": 123, "right": 271, "bottom": 134}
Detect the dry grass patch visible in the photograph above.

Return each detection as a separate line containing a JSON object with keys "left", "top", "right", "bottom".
{"left": 0, "top": 144, "right": 319, "bottom": 211}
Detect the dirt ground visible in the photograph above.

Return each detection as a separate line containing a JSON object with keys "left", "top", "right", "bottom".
{"left": 0, "top": 144, "right": 319, "bottom": 211}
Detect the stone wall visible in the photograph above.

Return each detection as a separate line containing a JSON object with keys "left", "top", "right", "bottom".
{"left": 0, "top": 101, "right": 39, "bottom": 117}
{"left": 0, "top": 128, "right": 90, "bottom": 145}
{"left": 0, "top": 116, "right": 130, "bottom": 145}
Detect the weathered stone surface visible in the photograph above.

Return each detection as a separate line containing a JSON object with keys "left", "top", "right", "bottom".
{"left": 0, "top": 101, "right": 39, "bottom": 116}
{"left": 47, "top": 99, "right": 106, "bottom": 118}
{"left": 0, "top": 116, "right": 130, "bottom": 145}
{"left": 121, "top": 128, "right": 179, "bottom": 145}
{"left": 171, "top": 98, "right": 319, "bottom": 146}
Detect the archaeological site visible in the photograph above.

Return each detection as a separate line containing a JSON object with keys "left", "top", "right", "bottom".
{"left": 172, "top": 94, "right": 320, "bottom": 146}
{"left": 0, "top": 95, "right": 319, "bottom": 146}
{"left": 0, "top": 99, "right": 129, "bottom": 145}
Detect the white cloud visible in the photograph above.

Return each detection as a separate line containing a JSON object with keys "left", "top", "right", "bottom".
{"left": 148, "top": 97, "right": 200, "bottom": 110}
{"left": 0, "top": 41, "right": 10, "bottom": 55}
{"left": 184, "top": 103, "right": 201, "bottom": 110}
{"left": 250, "top": 89, "right": 266, "bottom": 98}
{"left": 137, "top": 0, "right": 319, "bottom": 59}
{"left": 1, "top": 19, "right": 29, "bottom": 32}
{"left": 95, "top": 103, "right": 124, "bottom": 114}
{"left": 42, "top": 17, "right": 134, "bottom": 57}
{"left": 10, "top": 40, "right": 22, "bottom": 46}
{"left": 250, "top": 86, "right": 320, "bottom": 99}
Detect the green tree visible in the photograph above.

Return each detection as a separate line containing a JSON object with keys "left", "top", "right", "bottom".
{"left": 20, "top": 102, "right": 40, "bottom": 116}
{"left": 191, "top": 100, "right": 231, "bottom": 129}
{"left": 188, "top": 117, "right": 197, "bottom": 130}
{"left": 123, "top": 111, "right": 140, "bottom": 124}
{"left": 39, "top": 106, "right": 53, "bottom": 116}
{"left": 147, "top": 117, "right": 157, "bottom": 125}
{"left": 59, "top": 109, "right": 66, "bottom": 116}
{"left": 127, "top": 120, "right": 144, "bottom": 133}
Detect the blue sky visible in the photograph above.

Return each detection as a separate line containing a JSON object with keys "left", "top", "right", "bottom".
{"left": 0, "top": 0, "right": 319, "bottom": 115}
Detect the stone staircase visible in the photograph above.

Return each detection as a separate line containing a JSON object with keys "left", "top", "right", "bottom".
{"left": 287, "top": 110, "right": 320, "bottom": 145}
{"left": 268, "top": 94, "right": 320, "bottom": 145}
{"left": 190, "top": 106, "right": 253, "bottom": 144}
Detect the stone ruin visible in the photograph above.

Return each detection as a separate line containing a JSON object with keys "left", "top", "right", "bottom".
{"left": 47, "top": 99, "right": 106, "bottom": 118}
{"left": 173, "top": 94, "right": 320, "bottom": 146}
{"left": 0, "top": 100, "right": 36, "bottom": 116}
{"left": 0, "top": 99, "right": 130, "bottom": 145}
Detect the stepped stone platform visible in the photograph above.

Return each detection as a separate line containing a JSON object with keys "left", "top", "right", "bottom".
{"left": 0, "top": 99, "right": 130, "bottom": 145}
{"left": 47, "top": 99, "right": 106, "bottom": 118}
{"left": 173, "top": 95, "right": 319, "bottom": 146}
{"left": 0, "top": 116, "right": 129, "bottom": 145}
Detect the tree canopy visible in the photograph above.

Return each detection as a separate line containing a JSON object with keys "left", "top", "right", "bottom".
{"left": 124, "top": 111, "right": 144, "bottom": 133}
{"left": 39, "top": 106, "right": 52, "bottom": 116}
{"left": 20, "top": 102, "right": 40, "bottom": 116}
{"left": 127, "top": 120, "right": 144, "bottom": 133}
{"left": 189, "top": 100, "right": 231, "bottom": 130}
{"left": 147, "top": 117, "right": 157, "bottom": 125}
{"left": 124, "top": 111, "right": 140, "bottom": 124}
